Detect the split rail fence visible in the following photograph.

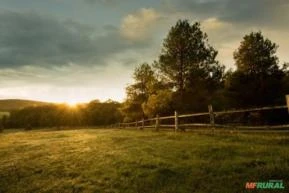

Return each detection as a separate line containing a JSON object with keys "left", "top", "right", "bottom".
{"left": 112, "top": 103, "right": 289, "bottom": 132}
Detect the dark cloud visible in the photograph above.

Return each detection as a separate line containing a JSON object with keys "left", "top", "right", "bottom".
{"left": 220, "top": 0, "right": 289, "bottom": 28}
{"left": 162, "top": 0, "right": 289, "bottom": 29}
{"left": 162, "top": 0, "right": 225, "bottom": 18}
{"left": 0, "top": 10, "right": 151, "bottom": 69}
{"left": 83, "top": 0, "right": 122, "bottom": 6}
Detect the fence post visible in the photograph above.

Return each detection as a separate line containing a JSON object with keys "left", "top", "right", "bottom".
{"left": 286, "top": 95, "right": 289, "bottom": 113}
{"left": 135, "top": 121, "right": 138, "bottom": 128}
{"left": 208, "top": 104, "right": 215, "bottom": 134}
{"left": 141, "top": 118, "right": 144, "bottom": 130}
{"left": 175, "top": 111, "right": 179, "bottom": 132}
{"left": 155, "top": 114, "right": 160, "bottom": 131}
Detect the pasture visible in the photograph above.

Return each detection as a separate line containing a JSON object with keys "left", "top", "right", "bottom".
{"left": 0, "top": 128, "right": 288, "bottom": 193}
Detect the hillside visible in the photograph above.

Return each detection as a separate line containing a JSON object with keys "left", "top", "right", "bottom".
{"left": 0, "top": 99, "right": 51, "bottom": 111}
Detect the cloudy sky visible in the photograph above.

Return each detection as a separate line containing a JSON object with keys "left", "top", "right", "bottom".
{"left": 0, "top": 0, "right": 288, "bottom": 103}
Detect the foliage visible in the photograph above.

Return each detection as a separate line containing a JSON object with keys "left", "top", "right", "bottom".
{"left": 84, "top": 100, "right": 123, "bottom": 126}
{"left": 7, "top": 100, "right": 122, "bottom": 128}
{"left": 122, "top": 20, "right": 226, "bottom": 120}
{"left": 121, "top": 63, "right": 159, "bottom": 122}
{"left": 233, "top": 31, "right": 279, "bottom": 74}
{"left": 122, "top": 21, "right": 289, "bottom": 122}
{"left": 226, "top": 32, "right": 286, "bottom": 107}
{"left": 155, "top": 20, "right": 225, "bottom": 112}
{"left": 142, "top": 89, "right": 174, "bottom": 117}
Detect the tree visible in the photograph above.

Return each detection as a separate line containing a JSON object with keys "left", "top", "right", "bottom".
{"left": 85, "top": 100, "right": 122, "bottom": 125}
{"left": 121, "top": 63, "right": 157, "bottom": 122}
{"left": 142, "top": 90, "right": 174, "bottom": 117}
{"left": 155, "top": 20, "right": 224, "bottom": 112}
{"left": 233, "top": 31, "right": 279, "bottom": 75}
{"left": 226, "top": 31, "right": 285, "bottom": 107}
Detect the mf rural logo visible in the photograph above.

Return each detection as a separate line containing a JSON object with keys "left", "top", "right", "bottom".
{"left": 245, "top": 180, "right": 285, "bottom": 190}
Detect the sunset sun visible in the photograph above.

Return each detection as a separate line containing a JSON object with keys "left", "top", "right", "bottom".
{"left": 64, "top": 99, "right": 81, "bottom": 107}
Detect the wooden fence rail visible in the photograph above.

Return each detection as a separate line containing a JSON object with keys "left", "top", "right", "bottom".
{"left": 214, "top": 105, "right": 287, "bottom": 115}
{"left": 111, "top": 100, "right": 289, "bottom": 132}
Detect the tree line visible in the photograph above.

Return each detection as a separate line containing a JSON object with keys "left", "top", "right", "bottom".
{"left": 1, "top": 100, "right": 122, "bottom": 129}
{"left": 2, "top": 19, "right": 289, "bottom": 129}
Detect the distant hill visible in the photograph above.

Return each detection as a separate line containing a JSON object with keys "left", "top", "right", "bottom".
{"left": 0, "top": 99, "right": 52, "bottom": 111}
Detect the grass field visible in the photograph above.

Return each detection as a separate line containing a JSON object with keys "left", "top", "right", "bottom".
{"left": 0, "top": 128, "right": 288, "bottom": 193}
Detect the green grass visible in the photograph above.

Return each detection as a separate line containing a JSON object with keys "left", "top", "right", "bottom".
{"left": 0, "top": 129, "right": 288, "bottom": 193}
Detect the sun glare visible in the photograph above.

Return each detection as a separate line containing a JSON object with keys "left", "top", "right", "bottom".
{"left": 65, "top": 99, "right": 81, "bottom": 107}
{"left": 67, "top": 102, "right": 78, "bottom": 107}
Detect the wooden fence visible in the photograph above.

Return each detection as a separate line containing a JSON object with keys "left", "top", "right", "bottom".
{"left": 111, "top": 104, "right": 289, "bottom": 132}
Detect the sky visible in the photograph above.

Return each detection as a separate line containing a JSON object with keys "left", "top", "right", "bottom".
{"left": 0, "top": 0, "right": 288, "bottom": 104}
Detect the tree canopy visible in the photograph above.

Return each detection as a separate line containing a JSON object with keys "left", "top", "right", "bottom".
{"left": 156, "top": 20, "right": 223, "bottom": 93}
{"left": 155, "top": 20, "right": 224, "bottom": 112}
{"left": 233, "top": 31, "right": 279, "bottom": 75}
{"left": 226, "top": 31, "right": 286, "bottom": 107}
{"left": 121, "top": 63, "right": 158, "bottom": 122}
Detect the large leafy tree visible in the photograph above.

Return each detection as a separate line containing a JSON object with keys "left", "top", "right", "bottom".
{"left": 121, "top": 63, "right": 158, "bottom": 122}
{"left": 155, "top": 20, "right": 224, "bottom": 112}
{"left": 130, "top": 63, "right": 157, "bottom": 100}
{"left": 226, "top": 31, "right": 285, "bottom": 107}
{"left": 233, "top": 31, "right": 279, "bottom": 74}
